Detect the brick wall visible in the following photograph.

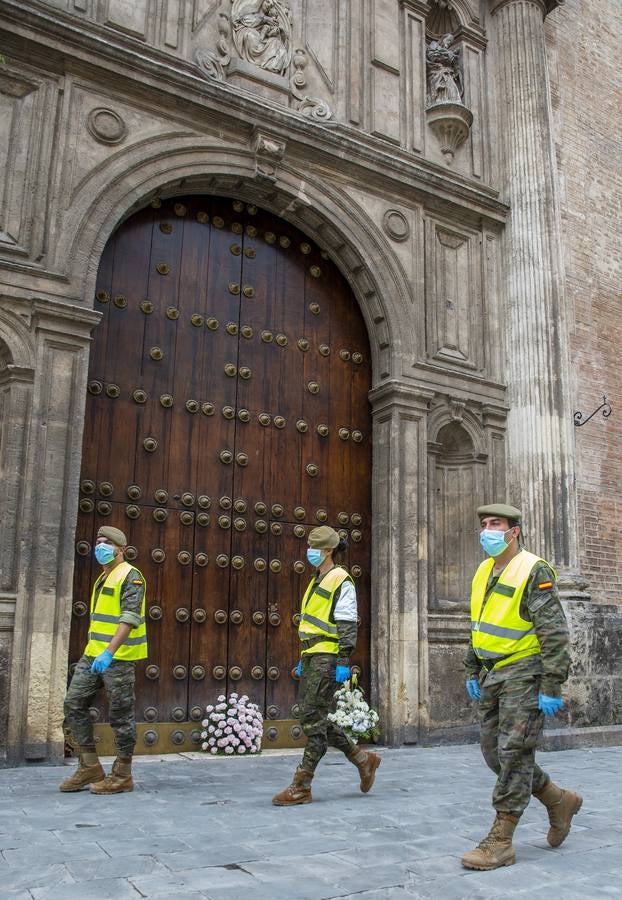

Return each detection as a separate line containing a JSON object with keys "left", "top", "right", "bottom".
{"left": 545, "top": 1, "right": 622, "bottom": 605}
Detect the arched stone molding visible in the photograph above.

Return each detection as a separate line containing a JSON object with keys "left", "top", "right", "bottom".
{"left": 53, "top": 137, "right": 416, "bottom": 386}
{"left": 425, "top": 0, "right": 482, "bottom": 34}
{"left": 427, "top": 398, "right": 490, "bottom": 462}
{"left": 0, "top": 303, "right": 36, "bottom": 372}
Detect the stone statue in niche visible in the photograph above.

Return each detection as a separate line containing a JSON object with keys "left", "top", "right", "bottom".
{"left": 426, "top": 33, "right": 463, "bottom": 105}
{"left": 231, "top": 0, "right": 292, "bottom": 76}
{"left": 424, "top": 30, "right": 471, "bottom": 164}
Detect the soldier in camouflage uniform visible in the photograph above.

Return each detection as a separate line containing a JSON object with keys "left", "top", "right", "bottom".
{"left": 461, "top": 503, "right": 582, "bottom": 870}
{"left": 272, "top": 526, "right": 381, "bottom": 805}
{"left": 60, "top": 525, "right": 148, "bottom": 795}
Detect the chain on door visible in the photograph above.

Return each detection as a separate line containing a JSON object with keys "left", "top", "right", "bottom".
{"left": 70, "top": 196, "right": 371, "bottom": 753}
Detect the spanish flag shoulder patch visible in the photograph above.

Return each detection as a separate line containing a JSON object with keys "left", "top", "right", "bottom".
{"left": 538, "top": 581, "right": 553, "bottom": 590}
{"left": 132, "top": 579, "right": 144, "bottom": 585}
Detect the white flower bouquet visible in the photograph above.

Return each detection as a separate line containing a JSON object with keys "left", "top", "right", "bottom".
{"left": 201, "top": 693, "right": 263, "bottom": 755}
{"left": 328, "top": 677, "right": 380, "bottom": 744}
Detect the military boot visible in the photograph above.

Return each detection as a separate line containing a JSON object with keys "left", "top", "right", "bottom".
{"left": 461, "top": 813, "right": 519, "bottom": 870}
{"left": 271, "top": 767, "right": 314, "bottom": 806}
{"left": 59, "top": 747, "right": 105, "bottom": 793}
{"left": 347, "top": 745, "right": 381, "bottom": 793}
{"left": 534, "top": 781, "right": 583, "bottom": 847}
{"left": 90, "top": 757, "right": 134, "bottom": 794}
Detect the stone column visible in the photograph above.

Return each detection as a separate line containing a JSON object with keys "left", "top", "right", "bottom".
{"left": 488, "top": 0, "right": 581, "bottom": 582}
{"left": 7, "top": 299, "right": 99, "bottom": 763}
{"left": 370, "top": 381, "right": 434, "bottom": 746}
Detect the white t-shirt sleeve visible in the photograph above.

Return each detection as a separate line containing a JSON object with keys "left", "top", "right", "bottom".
{"left": 333, "top": 579, "right": 358, "bottom": 621}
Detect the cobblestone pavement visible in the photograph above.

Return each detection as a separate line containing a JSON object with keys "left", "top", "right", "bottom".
{"left": 0, "top": 743, "right": 620, "bottom": 899}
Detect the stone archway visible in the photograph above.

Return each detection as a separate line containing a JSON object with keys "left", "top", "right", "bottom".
{"left": 6, "top": 142, "right": 432, "bottom": 761}
{"left": 53, "top": 146, "right": 426, "bottom": 747}
{"left": 70, "top": 192, "right": 374, "bottom": 752}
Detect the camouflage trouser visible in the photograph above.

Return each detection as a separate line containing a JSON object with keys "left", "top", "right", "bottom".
{"left": 298, "top": 653, "right": 354, "bottom": 773}
{"left": 479, "top": 672, "right": 550, "bottom": 816}
{"left": 64, "top": 655, "right": 136, "bottom": 757}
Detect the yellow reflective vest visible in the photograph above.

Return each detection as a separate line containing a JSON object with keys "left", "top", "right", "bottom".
{"left": 299, "top": 566, "right": 352, "bottom": 656}
{"left": 84, "top": 561, "right": 148, "bottom": 661}
{"left": 470, "top": 549, "right": 553, "bottom": 670}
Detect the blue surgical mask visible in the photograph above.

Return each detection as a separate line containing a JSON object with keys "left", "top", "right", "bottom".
{"left": 479, "top": 529, "right": 512, "bottom": 558}
{"left": 94, "top": 543, "right": 116, "bottom": 565}
{"left": 307, "top": 548, "right": 323, "bottom": 567}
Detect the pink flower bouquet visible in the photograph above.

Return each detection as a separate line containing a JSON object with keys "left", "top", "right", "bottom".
{"left": 201, "top": 693, "right": 263, "bottom": 755}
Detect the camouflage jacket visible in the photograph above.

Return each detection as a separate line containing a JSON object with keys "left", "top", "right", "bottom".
{"left": 464, "top": 560, "right": 570, "bottom": 696}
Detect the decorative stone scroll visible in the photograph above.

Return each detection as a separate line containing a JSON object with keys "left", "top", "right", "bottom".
{"left": 194, "top": 13, "right": 231, "bottom": 80}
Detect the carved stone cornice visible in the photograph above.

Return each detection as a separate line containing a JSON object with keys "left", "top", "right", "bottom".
{"left": 369, "top": 380, "right": 435, "bottom": 418}
{"left": 489, "top": 0, "right": 565, "bottom": 16}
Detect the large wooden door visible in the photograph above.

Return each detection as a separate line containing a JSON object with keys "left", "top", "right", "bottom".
{"left": 70, "top": 196, "right": 372, "bottom": 753}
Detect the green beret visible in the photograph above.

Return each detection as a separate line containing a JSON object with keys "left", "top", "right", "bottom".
{"left": 97, "top": 525, "right": 128, "bottom": 547}
{"left": 477, "top": 503, "right": 522, "bottom": 524}
{"left": 308, "top": 526, "right": 340, "bottom": 549}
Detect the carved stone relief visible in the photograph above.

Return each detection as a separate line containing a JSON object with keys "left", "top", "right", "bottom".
{"left": 194, "top": 0, "right": 333, "bottom": 121}
{"left": 231, "top": 0, "right": 292, "bottom": 75}
{"left": 252, "top": 128, "right": 286, "bottom": 182}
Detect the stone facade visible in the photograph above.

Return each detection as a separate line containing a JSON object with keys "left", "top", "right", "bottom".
{"left": 0, "top": 0, "right": 620, "bottom": 764}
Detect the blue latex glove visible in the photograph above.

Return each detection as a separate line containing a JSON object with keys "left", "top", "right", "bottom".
{"left": 91, "top": 649, "right": 113, "bottom": 674}
{"left": 295, "top": 660, "right": 302, "bottom": 677}
{"left": 335, "top": 665, "right": 350, "bottom": 684}
{"left": 466, "top": 678, "right": 481, "bottom": 701}
{"left": 538, "top": 693, "right": 564, "bottom": 716}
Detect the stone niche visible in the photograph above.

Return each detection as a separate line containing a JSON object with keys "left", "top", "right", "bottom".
{"left": 424, "top": 404, "right": 501, "bottom": 742}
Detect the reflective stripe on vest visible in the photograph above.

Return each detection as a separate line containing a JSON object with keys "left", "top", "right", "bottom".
{"left": 298, "top": 567, "right": 352, "bottom": 655}
{"left": 470, "top": 550, "right": 554, "bottom": 670}
{"left": 84, "top": 561, "right": 148, "bottom": 661}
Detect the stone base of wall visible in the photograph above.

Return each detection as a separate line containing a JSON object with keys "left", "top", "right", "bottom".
{"left": 541, "top": 724, "right": 622, "bottom": 751}
{"left": 563, "top": 600, "right": 622, "bottom": 727}
{"left": 416, "top": 598, "right": 622, "bottom": 750}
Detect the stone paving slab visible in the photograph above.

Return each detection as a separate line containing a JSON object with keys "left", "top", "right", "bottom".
{"left": 0, "top": 743, "right": 620, "bottom": 898}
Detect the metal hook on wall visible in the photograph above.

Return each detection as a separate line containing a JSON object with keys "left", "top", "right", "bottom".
{"left": 573, "top": 395, "right": 612, "bottom": 427}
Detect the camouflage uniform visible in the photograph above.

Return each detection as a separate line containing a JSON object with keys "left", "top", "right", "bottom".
{"left": 299, "top": 591, "right": 358, "bottom": 773}
{"left": 64, "top": 569, "right": 145, "bottom": 757}
{"left": 465, "top": 561, "right": 570, "bottom": 816}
